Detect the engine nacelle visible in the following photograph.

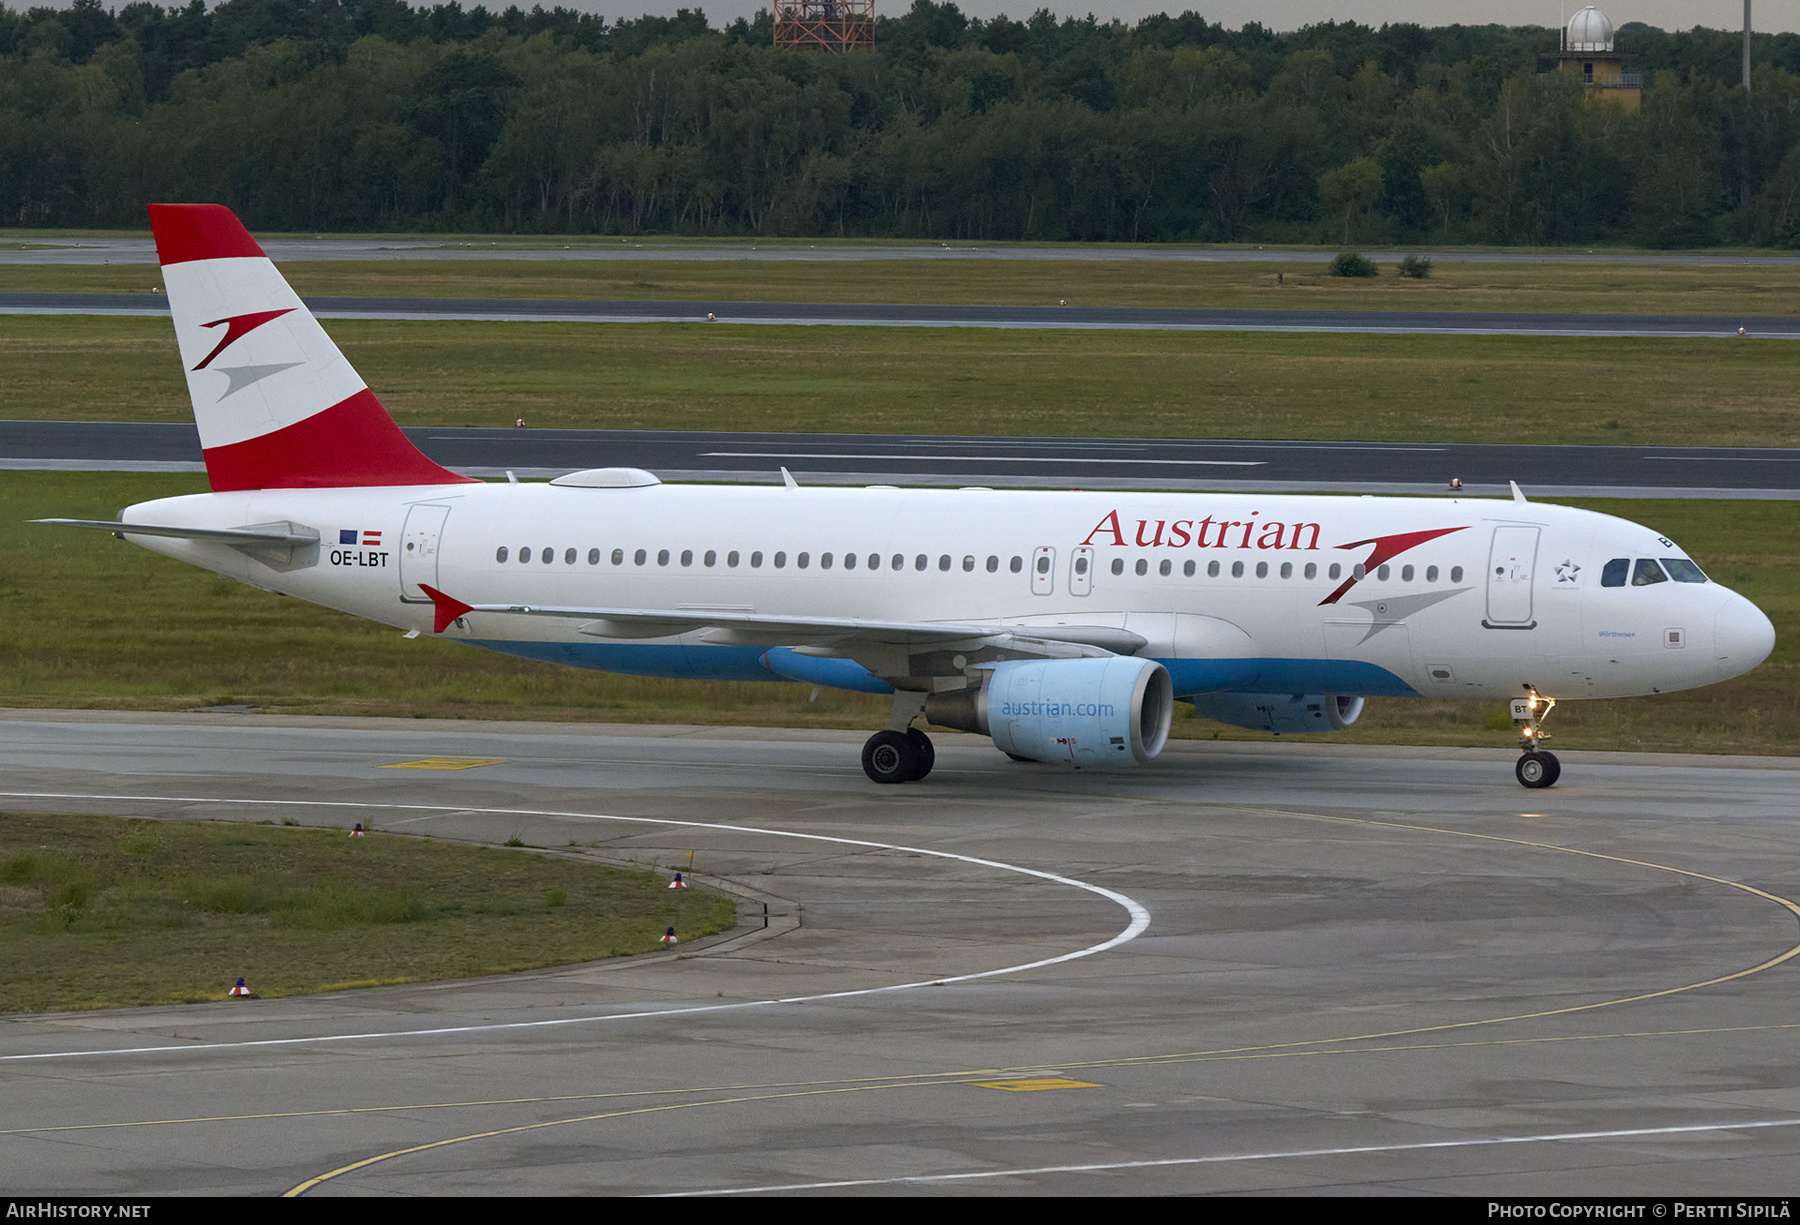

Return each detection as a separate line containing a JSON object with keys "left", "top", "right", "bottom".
{"left": 1188, "top": 693, "right": 1365, "bottom": 735}
{"left": 924, "top": 657, "right": 1173, "bottom": 767}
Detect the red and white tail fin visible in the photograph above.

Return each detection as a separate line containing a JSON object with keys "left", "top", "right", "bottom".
{"left": 148, "top": 204, "right": 475, "bottom": 492}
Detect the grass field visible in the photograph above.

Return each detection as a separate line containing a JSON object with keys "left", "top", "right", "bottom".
{"left": 7, "top": 255, "right": 1800, "bottom": 317}
{"left": 2, "top": 471, "right": 1793, "bottom": 755}
{"left": 0, "top": 812, "right": 735, "bottom": 1013}
{"left": 4, "top": 314, "right": 1798, "bottom": 447}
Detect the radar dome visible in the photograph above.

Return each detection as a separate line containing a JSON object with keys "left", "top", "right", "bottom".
{"left": 1567, "top": 6, "right": 1614, "bottom": 52}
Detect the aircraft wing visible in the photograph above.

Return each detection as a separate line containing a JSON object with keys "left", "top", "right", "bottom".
{"left": 418, "top": 586, "right": 1144, "bottom": 656}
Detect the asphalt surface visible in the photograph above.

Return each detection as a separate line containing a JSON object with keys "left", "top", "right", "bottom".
{"left": 2, "top": 711, "right": 1798, "bottom": 1196}
{"left": 4, "top": 291, "right": 1790, "bottom": 338}
{"left": 6, "top": 421, "right": 1798, "bottom": 498}
{"left": 8, "top": 236, "right": 1800, "bottom": 265}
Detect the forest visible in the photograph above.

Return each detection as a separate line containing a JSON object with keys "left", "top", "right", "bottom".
{"left": 7, "top": 0, "right": 1800, "bottom": 245}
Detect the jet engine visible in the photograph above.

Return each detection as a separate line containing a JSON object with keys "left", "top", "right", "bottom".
{"left": 1187, "top": 693, "right": 1364, "bottom": 735}
{"left": 924, "top": 657, "right": 1173, "bottom": 767}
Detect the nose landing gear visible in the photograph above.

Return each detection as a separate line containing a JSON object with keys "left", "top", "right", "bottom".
{"left": 1512, "top": 686, "right": 1560, "bottom": 789}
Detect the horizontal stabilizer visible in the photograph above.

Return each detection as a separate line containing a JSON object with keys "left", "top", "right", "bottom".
{"left": 33, "top": 518, "right": 319, "bottom": 547}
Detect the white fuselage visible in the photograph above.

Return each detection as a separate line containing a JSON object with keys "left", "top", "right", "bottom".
{"left": 117, "top": 481, "right": 1775, "bottom": 704}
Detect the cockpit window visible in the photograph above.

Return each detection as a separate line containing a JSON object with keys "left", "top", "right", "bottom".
{"left": 1601, "top": 558, "right": 1629, "bottom": 587}
{"left": 1661, "top": 558, "right": 1708, "bottom": 583}
{"left": 1631, "top": 558, "right": 1669, "bottom": 586}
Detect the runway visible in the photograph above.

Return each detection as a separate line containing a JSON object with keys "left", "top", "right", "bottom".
{"left": 4, "top": 290, "right": 1789, "bottom": 339}
{"left": 8, "top": 236, "right": 1800, "bottom": 266}
{"left": 6, "top": 421, "right": 1798, "bottom": 499}
{"left": 3, "top": 711, "right": 1799, "bottom": 1195}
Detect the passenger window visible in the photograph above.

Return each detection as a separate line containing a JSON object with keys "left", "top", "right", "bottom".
{"left": 1157, "top": 559, "right": 1170, "bottom": 576}
{"left": 496, "top": 547, "right": 509, "bottom": 563}
{"left": 751, "top": 551, "right": 763, "bottom": 567}
{"left": 542, "top": 547, "right": 554, "bottom": 565}
{"left": 1255, "top": 561, "right": 1268, "bottom": 578}
{"left": 680, "top": 550, "right": 693, "bottom": 567}
{"left": 1401, "top": 564, "right": 1413, "bottom": 581}
{"left": 1037, "top": 555, "right": 1051, "bottom": 575}
{"left": 1009, "top": 556, "right": 1023, "bottom": 573}
{"left": 633, "top": 549, "right": 647, "bottom": 566}
{"left": 1135, "top": 559, "right": 1147, "bottom": 576}
{"left": 1280, "top": 562, "right": 1292, "bottom": 579}
{"left": 704, "top": 550, "right": 716, "bottom": 567}
{"left": 1329, "top": 563, "right": 1341, "bottom": 580}
{"left": 1425, "top": 565, "right": 1437, "bottom": 582}
{"left": 520, "top": 547, "right": 532, "bottom": 563}
{"left": 1208, "top": 560, "right": 1220, "bottom": 577}
{"left": 1112, "top": 558, "right": 1124, "bottom": 576}
{"left": 1662, "top": 558, "right": 1708, "bottom": 583}
{"left": 657, "top": 549, "right": 670, "bottom": 566}
{"left": 1632, "top": 558, "right": 1669, "bottom": 586}
{"left": 1450, "top": 566, "right": 1463, "bottom": 583}
{"left": 962, "top": 555, "right": 975, "bottom": 572}
{"left": 588, "top": 548, "right": 600, "bottom": 565}
{"left": 915, "top": 554, "right": 928, "bottom": 571}
{"left": 1231, "top": 561, "right": 1244, "bottom": 578}
{"left": 869, "top": 554, "right": 882, "bottom": 570}
{"left": 1601, "top": 558, "right": 1629, "bottom": 586}
{"left": 565, "top": 548, "right": 576, "bottom": 564}
{"left": 986, "top": 555, "right": 999, "bottom": 573}
{"left": 895, "top": 554, "right": 906, "bottom": 571}
{"left": 938, "top": 554, "right": 951, "bottom": 571}
{"left": 611, "top": 548, "right": 624, "bottom": 565}
{"left": 1353, "top": 564, "right": 1366, "bottom": 580}
{"left": 1304, "top": 563, "right": 1317, "bottom": 580}
{"left": 1183, "top": 560, "right": 1196, "bottom": 577}
{"left": 1376, "top": 564, "right": 1389, "bottom": 581}
{"left": 820, "top": 553, "right": 833, "bottom": 570}
{"left": 1074, "top": 556, "right": 1088, "bottom": 576}
{"left": 797, "top": 552, "right": 810, "bottom": 569}
{"left": 843, "top": 553, "right": 854, "bottom": 570}
{"left": 728, "top": 551, "right": 740, "bottom": 567}
{"left": 774, "top": 552, "right": 787, "bottom": 568}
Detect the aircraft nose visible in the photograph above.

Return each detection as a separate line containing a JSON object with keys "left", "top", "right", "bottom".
{"left": 1715, "top": 593, "right": 1775, "bottom": 681}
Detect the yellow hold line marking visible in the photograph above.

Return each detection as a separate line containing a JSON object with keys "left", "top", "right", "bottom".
{"left": 969, "top": 1078, "right": 1103, "bottom": 1091}
{"left": 380, "top": 757, "right": 508, "bottom": 770}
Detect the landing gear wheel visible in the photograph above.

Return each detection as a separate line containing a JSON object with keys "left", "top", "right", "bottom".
{"left": 1516, "top": 750, "right": 1561, "bottom": 789}
{"left": 862, "top": 730, "right": 919, "bottom": 784}
{"left": 905, "top": 729, "right": 935, "bottom": 780}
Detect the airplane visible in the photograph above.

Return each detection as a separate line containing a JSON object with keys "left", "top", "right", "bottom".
{"left": 37, "top": 205, "right": 1776, "bottom": 789}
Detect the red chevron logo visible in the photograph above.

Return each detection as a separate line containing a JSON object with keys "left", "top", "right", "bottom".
{"left": 192, "top": 308, "right": 295, "bottom": 371}
{"left": 1318, "top": 526, "right": 1468, "bottom": 605}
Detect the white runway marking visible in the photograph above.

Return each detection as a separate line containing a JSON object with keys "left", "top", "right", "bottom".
{"left": 0, "top": 791, "right": 1151, "bottom": 1063}
{"left": 698, "top": 451, "right": 1267, "bottom": 466}
{"left": 666, "top": 1117, "right": 1800, "bottom": 1194}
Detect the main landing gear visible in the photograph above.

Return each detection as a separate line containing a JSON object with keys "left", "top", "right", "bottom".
{"left": 861, "top": 728, "right": 935, "bottom": 784}
{"left": 1511, "top": 685, "right": 1561, "bottom": 789}
{"left": 863, "top": 692, "right": 936, "bottom": 784}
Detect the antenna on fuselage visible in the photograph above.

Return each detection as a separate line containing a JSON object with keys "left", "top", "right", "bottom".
{"left": 1510, "top": 480, "right": 1529, "bottom": 504}
{"left": 781, "top": 467, "right": 800, "bottom": 489}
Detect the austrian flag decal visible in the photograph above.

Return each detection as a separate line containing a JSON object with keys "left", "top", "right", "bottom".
{"left": 338, "top": 529, "right": 382, "bottom": 546}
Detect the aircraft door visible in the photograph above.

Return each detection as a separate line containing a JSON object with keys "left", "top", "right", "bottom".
{"left": 1070, "top": 546, "right": 1094, "bottom": 596}
{"left": 1485, "top": 525, "right": 1539, "bottom": 627}
{"left": 1031, "top": 546, "right": 1056, "bottom": 596}
{"left": 399, "top": 503, "right": 451, "bottom": 603}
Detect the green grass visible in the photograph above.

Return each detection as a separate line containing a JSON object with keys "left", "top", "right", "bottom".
{"left": 1, "top": 471, "right": 1793, "bottom": 754}
{"left": 5, "top": 314, "right": 1800, "bottom": 447}
{"left": 8, "top": 255, "right": 1800, "bottom": 317}
{"left": 0, "top": 812, "right": 736, "bottom": 1013}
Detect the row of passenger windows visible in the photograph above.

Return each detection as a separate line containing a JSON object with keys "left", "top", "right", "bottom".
{"left": 496, "top": 546, "right": 1029, "bottom": 573}
{"left": 1105, "top": 557, "right": 1464, "bottom": 583}
{"left": 492, "top": 544, "right": 1464, "bottom": 585}
{"left": 1601, "top": 557, "right": 1708, "bottom": 587}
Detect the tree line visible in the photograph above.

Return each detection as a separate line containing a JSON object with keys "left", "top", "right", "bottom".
{"left": 7, "top": 0, "right": 1800, "bottom": 246}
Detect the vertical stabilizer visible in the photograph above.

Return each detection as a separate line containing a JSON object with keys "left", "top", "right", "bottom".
{"left": 148, "top": 204, "right": 475, "bottom": 491}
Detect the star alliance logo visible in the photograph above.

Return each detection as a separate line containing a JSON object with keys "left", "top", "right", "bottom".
{"left": 1555, "top": 560, "right": 1581, "bottom": 583}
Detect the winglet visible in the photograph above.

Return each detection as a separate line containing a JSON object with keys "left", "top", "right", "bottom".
{"left": 781, "top": 466, "right": 799, "bottom": 489}
{"left": 418, "top": 584, "right": 474, "bottom": 634}
{"left": 1510, "top": 480, "right": 1528, "bottom": 505}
